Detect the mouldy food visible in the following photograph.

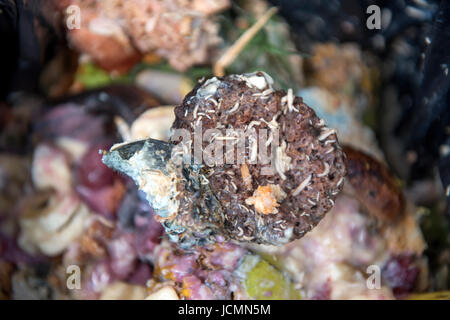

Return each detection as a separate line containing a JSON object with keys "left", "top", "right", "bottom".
{"left": 60, "top": 0, "right": 230, "bottom": 72}
{"left": 103, "top": 72, "right": 346, "bottom": 247}
{"left": 238, "top": 255, "right": 301, "bottom": 300}
{"left": 148, "top": 239, "right": 300, "bottom": 299}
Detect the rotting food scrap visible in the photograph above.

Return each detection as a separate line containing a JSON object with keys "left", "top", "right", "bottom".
{"left": 59, "top": 0, "right": 230, "bottom": 72}
{"left": 103, "top": 72, "right": 346, "bottom": 247}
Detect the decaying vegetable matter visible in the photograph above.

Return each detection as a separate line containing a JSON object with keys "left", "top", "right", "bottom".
{"left": 2, "top": 0, "right": 450, "bottom": 301}
{"left": 103, "top": 72, "right": 347, "bottom": 247}
{"left": 344, "top": 145, "right": 405, "bottom": 223}
{"left": 59, "top": 0, "right": 230, "bottom": 72}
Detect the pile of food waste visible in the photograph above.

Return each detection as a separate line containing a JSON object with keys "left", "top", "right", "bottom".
{"left": 1, "top": 0, "right": 450, "bottom": 300}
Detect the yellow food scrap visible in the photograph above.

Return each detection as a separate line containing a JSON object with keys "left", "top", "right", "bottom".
{"left": 239, "top": 255, "right": 301, "bottom": 300}
{"left": 180, "top": 277, "right": 198, "bottom": 299}
{"left": 404, "top": 291, "right": 450, "bottom": 300}
{"left": 245, "top": 184, "right": 286, "bottom": 215}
